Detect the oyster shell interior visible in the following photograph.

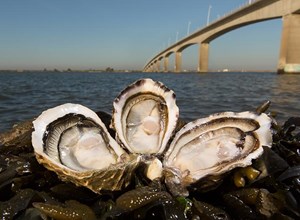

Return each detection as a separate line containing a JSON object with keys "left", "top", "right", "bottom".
{"left": 31, "top": 79, "right": 273, "bottom": 196}
{"left": 123, "top": 95, "right": 167, "bottom": 153}
{"left": 43, "top": 113, "right": 121, "bottom": 171}
{"left": 163, "top": 111, "right": 273, "bottom": 187}
{"left": 32, "top": 103, "right": 140, "bottom": 193}
{"left": 112, "top": 78, "right": 179, "bottom": 155}
{"left": 32, "top": 104, "right": 125, "bottom": 172}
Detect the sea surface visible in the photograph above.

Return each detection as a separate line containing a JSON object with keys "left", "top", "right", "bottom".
{"left": 0, "top": 71, "right": 299, "bottom": 133}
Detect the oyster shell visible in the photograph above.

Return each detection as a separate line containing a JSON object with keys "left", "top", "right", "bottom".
{"left": 163, "top": 111, "right": 273, "bottom": 196}
{"left": 112, "top": 78, "right": 179, "bottom": 155}
{"left": 31, "top": 79, "right": 274, "bottom": 197}
{"left": 32, "top": 103, "right": 139, "bottom": 193}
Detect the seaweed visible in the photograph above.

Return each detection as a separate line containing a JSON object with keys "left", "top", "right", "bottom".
{"left": 0, "top": 112, "right": 299, "bottom": 219}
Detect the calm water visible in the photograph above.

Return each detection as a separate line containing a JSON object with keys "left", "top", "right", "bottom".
{"left": 0, "top": 71, "right": 299, "bottom": 133}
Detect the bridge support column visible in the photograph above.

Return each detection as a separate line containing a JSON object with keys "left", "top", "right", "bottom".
{"left": 278, "top": 14, "right": 300, "bottom": 74}
{"left": 156, "top": 61, "right": 160, "bottom": 72}
{"left": 150, "top": 65, "right": 154, "bottom": 72}
{"left": 175, "top": 52, "right": 182, "bottom": 72}
{"left": 198, "top": 43, "right": 209, "bottom": 72}
{"left": 164, "top": 57, "right": 169, "bottom": 72}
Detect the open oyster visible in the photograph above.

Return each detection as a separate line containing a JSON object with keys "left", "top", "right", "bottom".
{"left": 32, "top": 103, "right": 139, "bottom": 193}
{"left": 112, "top": 78, "right": 179, "bottom": 155}
{"left": 163, "top": 111, "right": 273, "bottom": 196}
{"left": 31, "top": 79, "right": 274, "bottom": 197}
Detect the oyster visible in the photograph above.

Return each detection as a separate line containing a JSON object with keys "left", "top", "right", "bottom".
{"left": 31, "top": 79, "right": 274, "bottom": 197}
{"left": 163, "top": 111, "right": 273, "bottom": 195}
{"left": 112, "top": 78, "right": 179, "bottom": 155}
{"left": 32, "top": 103, "right": 139, "bottom": 193}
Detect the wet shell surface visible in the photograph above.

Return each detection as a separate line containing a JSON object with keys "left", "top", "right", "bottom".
{"left": 112, "top": 78, "right": 179, "bottom": 155}
{"left": 32, "top": 103, "right": 139, "bottom": 193}
{"left": 31, "top": 79, "right": 274, "bottom": 196}
{"left": 163, "top": 111, "right": 273, "bottom": 195}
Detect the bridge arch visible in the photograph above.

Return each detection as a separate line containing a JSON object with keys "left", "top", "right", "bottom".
{"left": 177, "top": 43, "right": 197, "bottom": 53}
{"left": 176, "top": 43, "right": 199, "bottom": 71}
{"left": 165, "top": 51, "right": 174, "bottom": 57}
{"left": 202, "top": 18, "right": 279, "bottom": 43}
{"left": 159, "top": 51, "right": 174, "bottom": 72}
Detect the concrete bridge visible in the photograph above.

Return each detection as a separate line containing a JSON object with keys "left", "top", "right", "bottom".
{"left": 143, "top": 0, "right": 300, "bottom": 74}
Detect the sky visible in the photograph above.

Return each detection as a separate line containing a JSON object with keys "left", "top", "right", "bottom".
{"left": 0, "top": 0, "right": 282, "bottom": 71}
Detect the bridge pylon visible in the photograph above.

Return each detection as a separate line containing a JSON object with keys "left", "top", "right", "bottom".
{"left": 278, "top": 14, "right": 300, "bottom": 74}
{"left": 175, "top": 52, "right": 182, "bottom": 72}
{"left": 198, "top": 43, "right": 209, "bottom": 73}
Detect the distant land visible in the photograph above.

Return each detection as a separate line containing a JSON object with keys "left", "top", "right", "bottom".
{"left": 0, "top": 68, "right": 142, "bottom": 73}
{"left": 0, "top": 68, "right": 276, "bottom": 73}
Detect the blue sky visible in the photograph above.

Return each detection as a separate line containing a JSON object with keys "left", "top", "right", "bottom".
{"left": 0, "top": 0, "right": 282, "bottom": 71}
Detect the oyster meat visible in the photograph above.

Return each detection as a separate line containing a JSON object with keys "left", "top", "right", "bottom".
{"left": 32, "top": 103, "right": 139, "bottom": 193}
{"left": 163, "top": 111, "right": 273, "bottom": 195}
{"left": 31, "top": 79, "right": 274, "bottom": 196}
{"left": 112, "top": 78, "right": 179, "bottom": 155}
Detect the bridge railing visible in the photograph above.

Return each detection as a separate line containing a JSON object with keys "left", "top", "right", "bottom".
{"left": 168, "top": 0, "right": 262, "bottom": 52}
{"left": 214, "top": 0, "right": 261, "bottom": 23}
{"left": 194, "top": 0, "right": 261, "bottom": 34}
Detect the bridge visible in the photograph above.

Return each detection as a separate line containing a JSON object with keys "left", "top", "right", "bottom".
{"left": 143, "top": 0, "right": 300, "bottom": 74}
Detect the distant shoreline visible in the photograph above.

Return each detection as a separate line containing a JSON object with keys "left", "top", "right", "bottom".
{"left": 0, "top": 69, "right": 277, "bottom": 73}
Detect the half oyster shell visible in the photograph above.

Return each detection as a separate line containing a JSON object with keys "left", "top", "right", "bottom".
{"left": 163, "top": 111, "right": 273, "bottom": 196}
{"left": 112, "top": 78, "right": 179, "bottom": 155}
{"left": 32, "top": 103, "right": 139, "bottom": 193}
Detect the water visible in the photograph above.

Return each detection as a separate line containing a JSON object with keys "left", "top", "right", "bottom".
{"left": 0, "top": 71, "right": 299, "bottom": 133}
